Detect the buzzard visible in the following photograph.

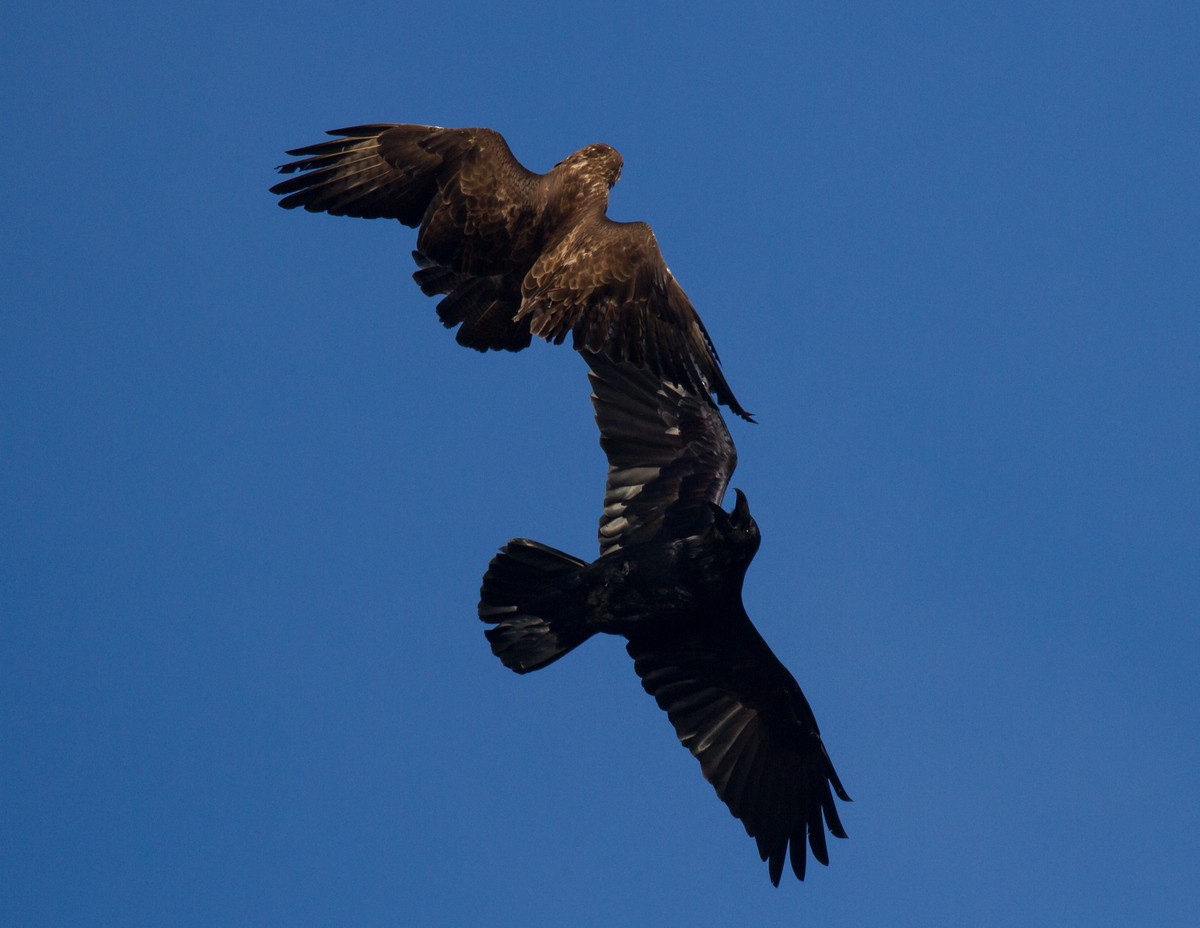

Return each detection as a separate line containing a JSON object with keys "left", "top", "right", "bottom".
{"left": 271, "top": 123, "right": 752, "bottom": 421}
{"left": 478, "top": 352, "right": 850, "bottom": 885}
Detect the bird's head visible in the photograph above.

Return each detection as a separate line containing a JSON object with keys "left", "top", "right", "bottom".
{"left": 557, "top": 143, "right": 624, "bottom": 192}
{"left": 712, "top": 488, "right": 761, "bottom": 561}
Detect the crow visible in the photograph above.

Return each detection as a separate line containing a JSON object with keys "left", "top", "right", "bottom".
{"left": 478, "top": 353, "right": 849, "bottom": 885}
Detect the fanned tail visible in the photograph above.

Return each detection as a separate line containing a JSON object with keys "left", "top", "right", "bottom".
{"left": 411, "top": 251, "right": 530, "bottom": 351}
{"left": 478, "top": 539, "right": 593, "bottom": 673}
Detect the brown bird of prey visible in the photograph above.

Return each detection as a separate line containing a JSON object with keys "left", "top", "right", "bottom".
{"left": 270, "top": 123, "right": 751, "bottom": 421}
{"left": 478, "top": 352, "right": 849, "bottom": 885}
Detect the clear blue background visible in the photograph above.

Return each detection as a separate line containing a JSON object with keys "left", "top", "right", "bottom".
{"left": 3, "top": 2, "right": 1198, "bottom": 925}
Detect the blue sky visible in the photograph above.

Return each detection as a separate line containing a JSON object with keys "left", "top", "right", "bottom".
{"left": 3, "top": 1, "right": 1198, "bottom": 925}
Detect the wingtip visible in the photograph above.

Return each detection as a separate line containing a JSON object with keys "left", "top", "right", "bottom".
{"left": 719, "top": 390, "right": 755, "bottom": 424}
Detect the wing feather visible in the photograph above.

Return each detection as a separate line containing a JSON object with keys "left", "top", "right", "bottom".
{"left": 524, "top": 221, "right": 751, "bottom": 420}
{"left": 273, "top": 124, "right": 539, "bottom": 237}
{"left": 272, "top": 124, "right": 542, "bottom": 351}
{"left": 626, "top": 612, "right": 850, "bottom": 886}
{"left": 586, "top": 354, "right": 736, "bottom": 556}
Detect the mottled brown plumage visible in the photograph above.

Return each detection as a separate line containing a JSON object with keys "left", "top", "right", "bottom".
{"left": 271, "top": 124, "right": 751, "bottom": 420}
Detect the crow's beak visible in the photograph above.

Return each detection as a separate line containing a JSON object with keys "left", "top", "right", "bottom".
{"left": 731, "top": 487, "right": 750, "bottom": 521}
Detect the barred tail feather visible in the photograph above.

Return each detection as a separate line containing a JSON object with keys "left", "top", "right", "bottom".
{"left": 410, "top": 251, "right": 531, "bottom": 352}
{"left": 478, "top": 539, "right": 593, "bottom": 674}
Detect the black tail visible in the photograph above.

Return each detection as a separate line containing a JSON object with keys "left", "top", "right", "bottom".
{"left": 478, "top": 539, "right": 593, "bottom": 674}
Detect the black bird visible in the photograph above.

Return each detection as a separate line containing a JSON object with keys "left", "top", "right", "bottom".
{"left": 271, "top": 123, "right": 751, "bottom": 421}
{"left": 478, "top": 353, "right": 849, "bottom": 885}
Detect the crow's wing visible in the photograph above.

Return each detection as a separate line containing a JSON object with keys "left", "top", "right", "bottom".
{"left": 587, "top": 353, "right": 736, "bottom": 556}
{"left": 626, "top": 609, "right": 851, "bottom": 885}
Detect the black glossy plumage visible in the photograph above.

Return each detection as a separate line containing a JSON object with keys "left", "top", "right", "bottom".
{"left": 270, "top": 123, "right": 751, "bottom": 421}
{"left": 478, "top": 353, "right": 849, "bottom": 885}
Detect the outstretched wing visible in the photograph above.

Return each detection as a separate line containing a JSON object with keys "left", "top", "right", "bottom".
{"left": 526, "top": 220, "right": 752, "bottom": 421}
{"left": 272, "top": 123, "right": 542, "bottom": 351}
{"left": 271, "top": 123, "right": 543, "bottom": 273}
{"left": 626, "top": 612, "right": 851, "bottom": 886}
{"left": 587, "top": 352, "right": 736, "bottom": 557}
